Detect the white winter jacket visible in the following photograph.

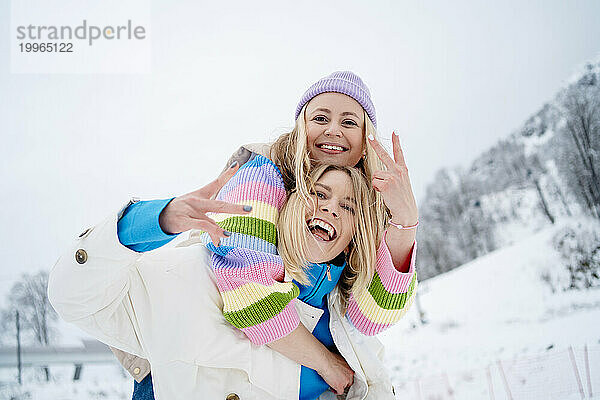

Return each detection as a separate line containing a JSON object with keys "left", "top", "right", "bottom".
{"left": 48, "top": 199, "right": 397, "bottom": 400}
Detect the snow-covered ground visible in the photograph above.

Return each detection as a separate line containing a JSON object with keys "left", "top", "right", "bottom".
{"left": 1, "top": 217, "right": 599, "bottom": 399}
{"left": 379, "top": 216, "right": 600, "bottom": 399}
{"left": 0, "top": 364, "right": 132, "bottom": 400}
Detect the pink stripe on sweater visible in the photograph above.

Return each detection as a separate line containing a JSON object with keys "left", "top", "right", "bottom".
{"left": 219, "top": 163, "right": 284, "bottom": 194}
{"left": 219, "top": 181, "right": 287, "bottom": 209}
{"left": 213, "top": 261, "right": 286, "bottom": 291}
{"left": 375, "top": 231, "right": 417, "bottom": 294}
{"left": 345, "top": 299, "right": 392, "bottom": 336}
{"left": 241, "top": 301, "right": 301, "bottom": 345}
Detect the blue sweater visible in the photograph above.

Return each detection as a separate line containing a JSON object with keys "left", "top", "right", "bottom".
{"left": 117, "top": 200, "right": 344, "bottom": 400}
{"left": 117, "top": 198, "right": 178, "bottom": 252}
{"left": 293, "top": 254, "right": 346, "bottom": 400}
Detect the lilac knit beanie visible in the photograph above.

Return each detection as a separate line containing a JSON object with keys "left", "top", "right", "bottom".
{"left": 295, "top": 71, "right": 377, "bottom": 129}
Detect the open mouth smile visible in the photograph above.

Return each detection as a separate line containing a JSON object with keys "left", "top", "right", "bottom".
{"left": 316, "top": 143, "right": 348, "bottom": 153}
{"left": 307, "top": 218, "right": 337, "bottom": 242}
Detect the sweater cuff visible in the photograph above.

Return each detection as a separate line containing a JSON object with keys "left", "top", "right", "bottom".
{"left": 117, "top": 197, "right": 178, "bottom": 246}
{"left": 375, "top": 230, "right": 417, "bottom": 293}
{"left": 241, "top": 300, "right": 301, "bottom": 345}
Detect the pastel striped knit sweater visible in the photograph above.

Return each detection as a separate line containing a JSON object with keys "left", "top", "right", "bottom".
{"left": 201, "top": 153, "right": 418, "bottom": 345}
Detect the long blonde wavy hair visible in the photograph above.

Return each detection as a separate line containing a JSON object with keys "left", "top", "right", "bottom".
{"left": 278, "top": 164, "right": 379, "bottom": 315}
{"left": 271, "top": 104, "right": 390, "bottom": 314}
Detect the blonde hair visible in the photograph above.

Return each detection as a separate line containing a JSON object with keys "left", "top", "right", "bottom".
{"left": 270, "top": 104, "right": 390, "bottom": 310}
{"left": 278, "top": 164, "right": 379, "bottom": 314}
{"left": 181, "top": 101, "right": 392, "bottom": 312}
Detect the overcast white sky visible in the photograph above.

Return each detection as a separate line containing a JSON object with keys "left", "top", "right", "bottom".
{"left": 1, "top": 0, "right": 599, "bottom": 283}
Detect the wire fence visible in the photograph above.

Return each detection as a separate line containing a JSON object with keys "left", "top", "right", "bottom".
{"left": 393, "top": 345, "right": 600, "bottom": 400}
{"left": 1, "top": 344, "right": 598, "bottom": 399}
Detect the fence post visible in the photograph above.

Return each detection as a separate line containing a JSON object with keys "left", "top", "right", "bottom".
{"left": 444, "top": 372, "right": 454, "bottom": 399}
{"left": 73, "top": 364, "right": 83, "bottom": 381}
{"left": 568, "top": 346, "right": 585, "bottom": 399}
{"left": 584, "top": 344, "right": 592, "bottom": 397}
{"left": 16, "top": 310, "right": 22, "bottom": 385}
{"left": 486, "top": 365, "right": 495, "bottom": 400}
{"left": 497, "top": 360, "right": 513, "bottom": 400}
{"left": 415, "top": 378, "right": 422, "bottom": 400}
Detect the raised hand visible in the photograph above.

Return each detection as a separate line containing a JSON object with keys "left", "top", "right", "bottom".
{"left": 158, "top": 162, "right": 252, "bottom": 246}
{"left": 367, "top": 132, "right": 418, "bottom": 226}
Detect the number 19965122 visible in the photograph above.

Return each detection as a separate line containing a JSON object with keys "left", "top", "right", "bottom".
{"left": 19, "top": 42, "right": 73, "bottom": 52}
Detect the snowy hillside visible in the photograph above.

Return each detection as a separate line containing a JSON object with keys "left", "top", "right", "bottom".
{"left": 380, "top": 216, "right": 600, "bottom": 399}
{"left": 416, "top": 59, "right": 600, "bottom": 281}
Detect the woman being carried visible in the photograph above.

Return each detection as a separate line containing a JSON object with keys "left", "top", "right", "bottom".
{"left": 49, "top": 155, "right": 416, "bottom": 399}
{"left": 196, "top": 152, "right": 417, "bottom": 399}
{"left": 49, "top": 71, "right": 419, "bottom": 399}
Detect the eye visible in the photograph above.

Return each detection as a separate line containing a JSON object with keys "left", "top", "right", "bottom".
{"left": 341, "top": 203, "right": 355, "bottom": 214}
{"left": 309, "top": 190, "right": 327, "bottom": 199}
{"left": 313, "top": 115, "right": 328, "bottom": 123}
{"left": 343, "top": 120, "right": 358, "bottom": 126}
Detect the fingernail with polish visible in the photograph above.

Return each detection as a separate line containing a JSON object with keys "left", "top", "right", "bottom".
{"left": 230, "top": 161, "right": 238, "bottom": 168}
{"left": 243, "top": 205, "right": 253, "bottom": 212}
{"left": 223, "top": 231, "right": 232, "bottom": 237}
{"left": 368, "top": 134, "right": 375, "bottom": 141}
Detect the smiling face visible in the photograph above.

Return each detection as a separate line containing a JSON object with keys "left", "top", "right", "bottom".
{"left": 305, "top": 92, "right": 366, "bottom": 167}
{"left": 304, "top": 169, "right": 357, "bottom": 263}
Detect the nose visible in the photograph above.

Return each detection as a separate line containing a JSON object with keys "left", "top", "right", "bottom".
{"left": 325, "top": 122, "right": 342, "bottom": 137}
{"left": 320, "top": 203, "right": 340, "bottom": 219}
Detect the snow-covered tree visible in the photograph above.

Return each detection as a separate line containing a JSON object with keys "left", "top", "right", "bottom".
{"left": 0, "top": 270, "right": 57, "bottom": 346}
{"left": 555, "top": 81, "right": 600, "bottom": 219}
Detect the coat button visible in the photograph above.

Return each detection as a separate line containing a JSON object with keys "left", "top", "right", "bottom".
{"left": 225, "top": 393, "right": 239, "bottom": 400}
{"left": 75, "top": 249, "right": 88, "bottom": 264}
{"left": 133, "top": 367, "right": 141, "bottom": 375}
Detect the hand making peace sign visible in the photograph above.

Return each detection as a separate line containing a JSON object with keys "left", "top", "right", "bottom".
{"left": 368, "top": 132, "right": 419, "bottom": 227}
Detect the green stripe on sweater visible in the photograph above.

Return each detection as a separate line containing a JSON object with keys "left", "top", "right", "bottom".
{"left": 217, "top": 216, "right": 277, "bottom": 246}
{"left": 223, "top": 284, "right": 300, "bottom": 329}
{"left": 367, "top": 271, "right": 417, "bottom": 310}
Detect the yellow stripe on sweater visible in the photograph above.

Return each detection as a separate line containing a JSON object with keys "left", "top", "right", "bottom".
{"left": 208, "top": 200, "right": 278, "bottom": 225}
{"left": 352, "top": 280, "right": 418, "bottom": 324}
{"left": 221, "top": 281, "right": 298, "bottom": 313}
